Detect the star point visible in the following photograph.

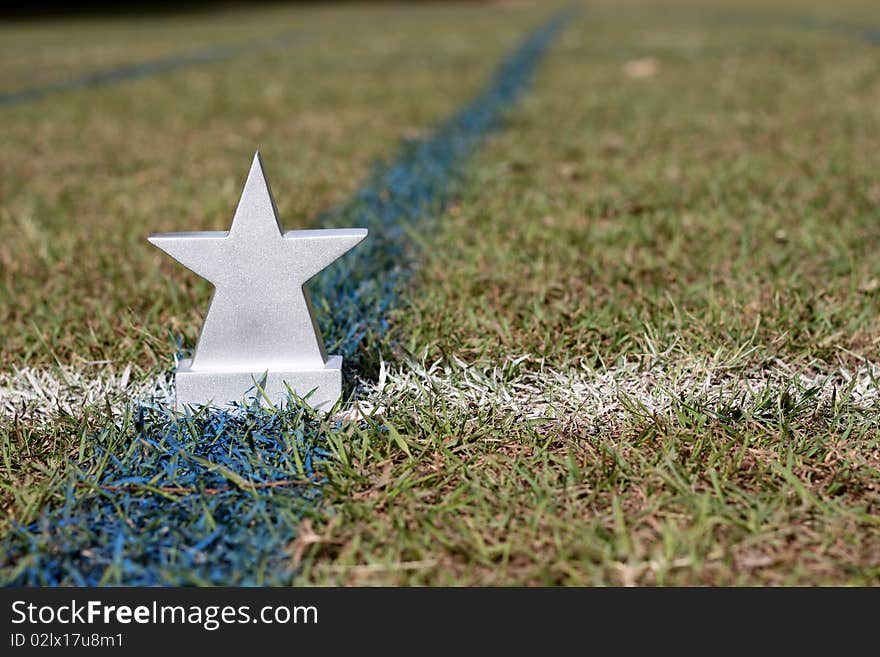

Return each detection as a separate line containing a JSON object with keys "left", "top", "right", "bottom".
{"left": 229, "top": 150, "right": 284, "bottom": 240}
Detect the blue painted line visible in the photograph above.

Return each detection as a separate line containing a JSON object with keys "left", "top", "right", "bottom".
{"left": 0, "top": 9, "right": 575, "bottom": 586}
{"left": 862, "top": 28, "right": 880, "bottom": 45}
{"left": 0, "top": 31, "right": 303, "bottom": 107}
{"left": 795, "top": 21, "right": 880, "bottom": 46}
{"left": 710, "top": 9, "right": 880, "bottom": 47}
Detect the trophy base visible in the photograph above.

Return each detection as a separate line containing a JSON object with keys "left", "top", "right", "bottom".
{"left": 174, "top": 355, "right": 343, "bottom": 411}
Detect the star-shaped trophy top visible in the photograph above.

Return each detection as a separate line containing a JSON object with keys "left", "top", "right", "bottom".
{"left": 149, "top": 152, "right": 367, "bottom": 373}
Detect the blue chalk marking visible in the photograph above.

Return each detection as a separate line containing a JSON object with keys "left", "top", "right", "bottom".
{"left": 0, "top": 9, "right": 575, "bottom": 586}
{"left": 710, "top": 8, "right": 880, "bottom": 47}
{"left": 0, "top": 31, "right": 303, "bottom": 107}
{"left": 862, "top": 29, "right": 880, "bottom": 45}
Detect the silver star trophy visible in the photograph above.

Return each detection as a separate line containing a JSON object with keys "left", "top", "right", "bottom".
{"left": 149, "top": 152, "right": 367, "bottom": 411}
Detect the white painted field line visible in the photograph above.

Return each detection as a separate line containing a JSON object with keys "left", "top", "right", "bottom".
{"left": 346, "top": 354, "right": 880, "bottom": 430}
{"left": 2, "top": 354, "right": 878, "bottom": 429}
{"left": 0, "top": 365, "right": 173, "bottom": 423}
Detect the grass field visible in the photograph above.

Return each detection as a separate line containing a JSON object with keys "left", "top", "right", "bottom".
{"left": 1, "top": 0, "right": 879, "bottom": 585}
